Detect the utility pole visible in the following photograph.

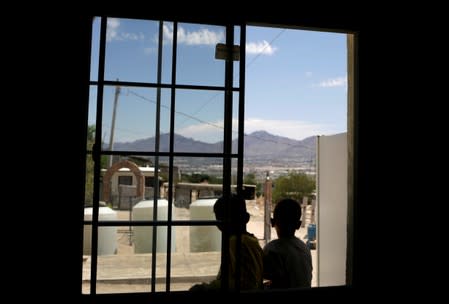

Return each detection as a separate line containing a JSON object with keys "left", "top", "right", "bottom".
{"left": 264, "top": 171, "right": 272, "bottom": 244}
{"left": 108, "top": 80, "right": 120, "bottom": 167}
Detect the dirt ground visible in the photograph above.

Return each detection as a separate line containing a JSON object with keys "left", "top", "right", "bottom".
{"left": 83, "top": 198, "right": 315, "bottom": 293}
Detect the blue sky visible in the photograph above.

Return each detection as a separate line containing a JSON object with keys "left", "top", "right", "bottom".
{"left": 89, "top": 18, "right": 347, "bottom": 144}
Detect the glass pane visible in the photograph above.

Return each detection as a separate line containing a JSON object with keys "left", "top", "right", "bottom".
{"left": 238, "top": 166, "right": 266, "bottom": 247}
{"left": 90, "top": 17, "right": 101, "bottom": 81}
{"left": 232, "top": 91, "right": 239, "bottom": 154}
{"left": 101, "top": 86, "right": 169, "bottom": 152}
{"left": 174, "top": 89, "right": 224, "bottom": 152}
{"left": 86, "top": 86, "right": 100, "bottom": 207}
{"left": 159, "top": 89, "right": 173, "bottom": 152}
{"left": 231, "top": 158, "right": 238, "bottom": 189}
{"left": 100, "top": 87, "right": 171, "bottom": 153}
{"left": 83, "top": 219, "right": 124, "bottom": 294}
{"left": 85, "top": 211, "right": 175, "bottom": 293}
{"left": 161, "top": 21, "right": 173, "bottom": 84}
{"left": 176, "top": 23, "right": 225, "bottom": 86}
{"left": 84, "top": 223, "right": 151, "bottom": 294}
{"left": 104, "top": 18, "right": 159, "bottom": 83}
{"left": 245, "top": 26, "right": 348, "bottom": 288}
{"left": 171, "top": 156, "right": 223, "bottom": 214}
{"left": 170, "top": 155, "right": 224, "bottom": 291}
{"left": 169, "top": 225, "right": 221, "bottom": 291}
{"left": 132, "top": 201, "right": 175, "bottom": 253}
{"left": 99, "top": 155, "right": 163, "bottom": 209}
{"left": 233, "top": 25, "right": 241, "bottom": 88}
{"left": 87, "top": 86, "right": 97, "bottom": 150}
{"left": 84, "top": 156, "right": 95, "bottom": 207}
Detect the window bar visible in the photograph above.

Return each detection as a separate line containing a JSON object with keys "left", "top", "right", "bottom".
{"left": 79, "top": 17, "right": 93, "bottom": 295}
{"left": 90, "top": 15, "right": 108, "bottom": 295}
{"left": 166, "top": 20, "right": 178, "bottom": 292}
{"left": 236, "top": 23, "right": 247, "bottom": 292}
{"left": 237, "top": 24, "right": 246, "bottom": 198}
{"left": 161, "top": 22, "right": 178, "bottom": 292}
{"left": 229, "top": 24, "right": 243, "bottom": 292}
{"left": 166, "top": 17, "right": 178, "bottom": 291}
{"left": 89, "top": 80, "right": 232, "bottom": 92}
{"left": 153, "top": 20, "right": 171, "bottom": 292}
{"left": 148, "top": 18, "right": 165, "bottom": 293}
{"left": 97, "top": 150, "right": 229, "bottom": 158}
{"left": 220, "top": 23, "right": 234, "bottom": 292}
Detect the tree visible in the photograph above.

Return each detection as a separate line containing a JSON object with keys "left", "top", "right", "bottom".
{"left": 84, "top": 125, "right": 95, "bottom": 204}
{"left": 272, "top": 172, "right": 315, "bottom": 206}
{"left": 84, "top": 125, "right": 107, "bottom": 204}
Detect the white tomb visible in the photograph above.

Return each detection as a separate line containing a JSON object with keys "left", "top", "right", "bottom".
{"left": 132, "top": 199, "right": 175, "bottom": 253}
{"left": 84, "top": 206, "right": 117, "bottom": 255}
{"left": 190, "top": 198, "right": 221, "bottom": 252}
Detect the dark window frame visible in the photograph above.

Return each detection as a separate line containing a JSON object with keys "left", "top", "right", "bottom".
{"left": 79, "top": 14, "right": 359, "bottom": 300}
{"left": 84, "top": 17, "right": 246, "bottom": 295}
{"left": 118, "top": 175, "right": 133, "bottom": 185}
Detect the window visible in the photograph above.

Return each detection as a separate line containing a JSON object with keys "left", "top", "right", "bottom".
{"left": 118, "top": 176, "right": 132, "bottom": 185}
{"left": 82, "top": 15, "right": 357, "bottom": 296}
{"left": 84, "top": 17, "right": 244, "bottom": 294}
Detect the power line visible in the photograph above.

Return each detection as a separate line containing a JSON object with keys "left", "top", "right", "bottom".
{"left": 124, "top": 89, "right": 315, "bottom": 151}
{"left": 179, "top": 29, "right": 286, "bottom": 127}
{"left": 99, "top": 29, "right": 313, "bottom": 150}
{"left": 245, "top": 29, "right": 286, "bottom": 69}
{"left": 127, "top": 89, "right": 224, "bottom": 130}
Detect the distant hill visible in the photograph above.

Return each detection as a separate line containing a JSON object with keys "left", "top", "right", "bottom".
{"left": 242, "top": 130, "right": 315, "bottom": 162}
{"left": 113, "top": 133, "right": 220, "bottom": 153}
{"left": 111, "top": 130, "right": 316, "bottom": 164}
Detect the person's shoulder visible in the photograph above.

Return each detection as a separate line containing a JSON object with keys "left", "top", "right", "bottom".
{"left": 230, "top": 233, "right": 259, "bottom": 244}
{"left": 291, "top": 237, "right": 312, "bottom": 254}
{"left": 237, "top": 234, "right": 263, "bottom": 253}
{"left": 263, "top": 238, "right": 281, "bottom": 250}
{"left": 244, "top": 232, "right": 258, "bottom": 240}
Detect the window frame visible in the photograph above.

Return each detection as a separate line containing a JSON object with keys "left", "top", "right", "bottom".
{"left": 79, "top": 14, "right": 358, "bottom": 299}
{"left": 84, "top": 17, "right": 246, "bottom": 295}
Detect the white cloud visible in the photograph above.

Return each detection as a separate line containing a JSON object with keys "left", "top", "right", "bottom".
{"left": 161, "top": 26, "right": 277, "bottom": 57}
{"left": 244, "top": 118, "right": 339, "bottom": 140}
{"left": 106, "top": 18, "right": 120, "bottom": 41}
{"left": 177, "top": 120, "right": 224, "bottom": 143}
{"left": 106, "top": 18, "right": 145, "bottom": 42}
{"left": 121, "top": 32, "right": 144, "bottom": 41}
{"left": 246, "top": 40, "right": 278, "bottom": 55}
{"left": 163, "top": 24, "right": 224, "bottom": 46}
{"left": 305, "top": 71, "right": 313, "bottom": 77}
{"left": 317, "top": 76, "right": 347, "bottom": 88}
{"left": 177, "top": 118, "right": 340, "bottom": 143}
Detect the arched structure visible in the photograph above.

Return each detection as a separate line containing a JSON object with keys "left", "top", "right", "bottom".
{"left": 102, "top": 160, "right": 144, "bottom": 203}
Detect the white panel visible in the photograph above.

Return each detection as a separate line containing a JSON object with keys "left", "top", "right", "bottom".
{"left": 132, "top": 199, "right": 176, "bottom": 253}
{"left": 190, "top": 199, "right": 221, "bottom": 252}
{"left": 317, "top": 132, "right": 347, "bottom": 286}
{"left": 84, "top": 207, "right": 117, "bottom": 255}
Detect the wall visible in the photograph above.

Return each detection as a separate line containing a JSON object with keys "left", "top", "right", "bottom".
{"left": 44, "top": 12, "right": 371, "bottom": 303}
{"left": 317, "top": 133, "right": 348, "bottom": 286}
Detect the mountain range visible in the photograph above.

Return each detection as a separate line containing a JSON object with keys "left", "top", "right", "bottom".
{"left": 113, "top": 131, "right": 316, "bottom": 164}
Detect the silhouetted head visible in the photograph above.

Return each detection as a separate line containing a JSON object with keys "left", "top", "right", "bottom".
{"left": 271, "top": 198, "right": 302, "bottom": 237}
{"left": 214, "top": 194, "right": 249, "bottom": 234}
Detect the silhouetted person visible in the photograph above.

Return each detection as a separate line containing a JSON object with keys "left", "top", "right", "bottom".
{"left": 263, "top": 198, "right": 313, "bottom": 289}
{"left": 190, "top": 194, "right": 264, "bottom": 291}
